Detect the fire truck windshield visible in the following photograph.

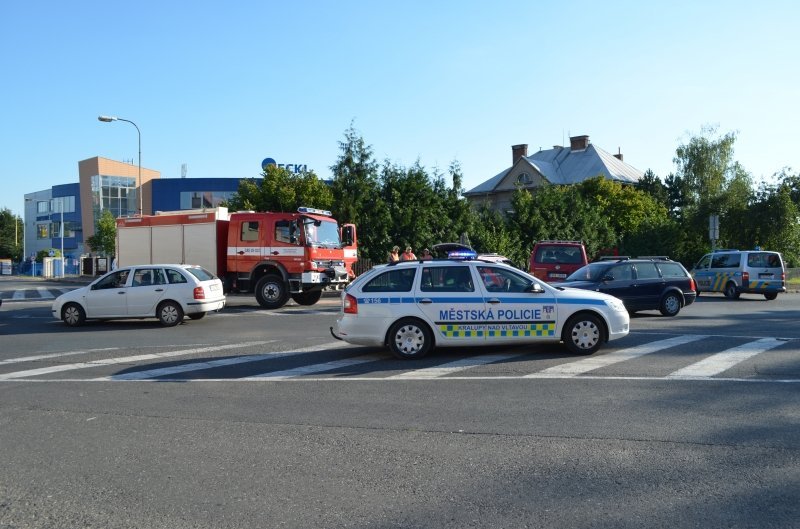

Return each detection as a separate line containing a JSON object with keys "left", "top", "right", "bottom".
{"left": 303, "top": 217, "right": 341, "bottom": 248}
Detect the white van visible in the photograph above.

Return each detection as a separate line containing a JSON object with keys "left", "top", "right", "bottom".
{"left": 691, "top": 250, "right": 786, "bottom": 300}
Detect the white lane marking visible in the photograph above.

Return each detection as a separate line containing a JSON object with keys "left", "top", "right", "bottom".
{"left": 524, "top": 335, "right": 707, "bottom": 378}
{"left": 0, "top": 348, "right": 120, "bottom": 365}
{"left": 667, "top": 338, "right": 786, "bottom": 378}
{"left": 388, "top": 353, "right": 526, "bottom": 379}
{"left": 12, "top": 290, "right": 26, "bottom": 300}
{"left": 36, "top": 287, "right": 55, "bottom": 300}
{"left": 243, "top": 353, "right": 384, "bottom": 380}
{"left": 99, "top": 342, "right": 350, "bottom": 381}
{"left": 0, "top": 341, "right": 274, "bottom": 380}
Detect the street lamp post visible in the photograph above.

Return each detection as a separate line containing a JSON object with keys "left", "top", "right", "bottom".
{"left": 58, "top": 198, "right": 64, "bottom": 278}
{"left": 98, "top": 115, "right": 142, "bottom": 215}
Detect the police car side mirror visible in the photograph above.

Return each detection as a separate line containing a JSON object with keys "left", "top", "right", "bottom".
{"left": 602, "top": 274, "right": 615, "bottom": 282}
{"left": 527, "top": 282, "right": 545, "bottom": 294}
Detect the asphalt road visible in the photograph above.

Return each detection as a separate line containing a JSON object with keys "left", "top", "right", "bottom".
{"left": 0, "top": 277, "right": 798, "bottom": 528}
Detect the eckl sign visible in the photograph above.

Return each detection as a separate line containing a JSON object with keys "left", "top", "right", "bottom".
{"left": 261, "top": 157, "right": 308, "bottom": 174}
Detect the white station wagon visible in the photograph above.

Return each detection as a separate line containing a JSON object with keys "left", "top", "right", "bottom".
{"left": 52, "top": 264, "right": 226, "bottom": 327}
{"left": 331, "top": 257, "right": 630, "bottom": 359}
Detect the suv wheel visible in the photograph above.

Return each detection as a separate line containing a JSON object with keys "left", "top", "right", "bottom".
{"left": 387, "top": 318, "right": 433, "bottom": 359}
{"left": 659, "top": 292, "right": 682, "bottom": 317}
{"left": 764, "top": 292, "right": 778, "bottom": 301}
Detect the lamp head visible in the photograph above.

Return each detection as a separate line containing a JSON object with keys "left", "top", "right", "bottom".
{"left": 97, "top": 115, "right": 117, "bottom": 122}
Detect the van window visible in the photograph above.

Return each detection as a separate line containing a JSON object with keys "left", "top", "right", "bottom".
{"left": 711, "top": 253, "right": 740, "bottom": 268}
{"left": 748, "top": 252, "right": 781, "bottom": 268}
{"left": 694, "top": 255, "right": 711, "bottom": 270}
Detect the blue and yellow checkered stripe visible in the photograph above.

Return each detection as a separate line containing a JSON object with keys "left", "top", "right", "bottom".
{"left": 696, "top": 271, "right": 779, "bottom": 292}
{"left": 438, "top": 323, "right": 556, "bottom": 338}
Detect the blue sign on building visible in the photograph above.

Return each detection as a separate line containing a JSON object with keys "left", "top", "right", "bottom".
{"left": 261, "top": 157, "right": 307, "bottom": 174}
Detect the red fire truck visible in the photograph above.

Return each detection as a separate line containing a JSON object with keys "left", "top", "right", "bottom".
{"left": 116, "top": 206, "right": 357, "bottom": 309}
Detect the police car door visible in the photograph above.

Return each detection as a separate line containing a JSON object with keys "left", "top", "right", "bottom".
{"left": 475, "top": 265, "right": 557, "bottom": 344}
{"left": 415, "top": 264, "right": 487, "bottom": 344}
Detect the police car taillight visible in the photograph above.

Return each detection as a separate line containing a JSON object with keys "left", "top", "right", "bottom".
{"left": 343, "top": 293, "right": 358, "bottom": 314}
{"left": 193, "top": 287, "right": 205, "bottom": 300}
{"left": 742, "top": 271, "right": 750, "bottom": 284}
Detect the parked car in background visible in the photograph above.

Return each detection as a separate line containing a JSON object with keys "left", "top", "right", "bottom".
{"left": 552, "top": 256, "right": 696, "bottom": 316}
{"left": 529, "top": 240, "right": 589, "bottom": 282}
{"left": 691, "top": 249, "right": 786, "bottom": 300}
{"left": 52, "top": 264, "right": 226, "bottom": 327}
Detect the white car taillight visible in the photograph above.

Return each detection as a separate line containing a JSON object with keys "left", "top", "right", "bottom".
{"left": 193, "top": 287, "right": 205, "bottom": 300}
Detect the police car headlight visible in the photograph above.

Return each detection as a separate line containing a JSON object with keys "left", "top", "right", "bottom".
{"left": 605, "top": 298, "right": 626, "bottom": 312}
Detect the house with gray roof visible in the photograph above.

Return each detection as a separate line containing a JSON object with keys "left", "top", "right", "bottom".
{"left": 463, "top": 135, "right": 644, "bottom": 214}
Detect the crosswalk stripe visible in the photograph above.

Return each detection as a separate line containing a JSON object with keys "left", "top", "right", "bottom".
{"left": 524, "top": 335, "right": 707, "bottom": 378}
{"left": 0, "top": 341, "right": 274, "bottom": 380}
{"left": 36, "top": 287, "right": 55, "bottom": 299}
{"left": 12, "top": 290, "right": 25, "bottom": 300}
{"left": 387, "top": 352, "right": 526, "bottom": 379}
{"left": 0, "top": 348, "right": 120, "bottom": 365}
{"left": 667, "top": 337, "right": 786, "bottom": 378}
{"left": 243, "top": 353, "right": 384, "bottom": 380}
{"left": 101, "top": 342, "right": 349, "bottom": 381}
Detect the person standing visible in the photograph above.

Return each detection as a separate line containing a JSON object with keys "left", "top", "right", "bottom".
{"left": 400, "top": 246, "right": 417, "bottom": 261}
{"left": 421, "top": 248, "right": 433, "bottom": 260}
{"left": 388, "top": 245, "right": 400, "bottom": 263}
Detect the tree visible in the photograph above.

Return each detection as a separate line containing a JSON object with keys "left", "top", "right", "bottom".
{"left": 86, "top": 210, "right": 117, "bottom": 256}
{"left": 330, "top": 124, "right": 390, "bottom": 262}
{"left": 225, "top": 165, "right": 333, "bottom": 213}
{"left": 0, "top": 208, "right": 23, "bottom": 261}
{"left": 637, "top": 169, "right": 669, "bottom": 210}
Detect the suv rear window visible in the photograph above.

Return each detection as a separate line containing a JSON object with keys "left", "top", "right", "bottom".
{"left": 658, "top": 262, "right": 688, "bottom": 278}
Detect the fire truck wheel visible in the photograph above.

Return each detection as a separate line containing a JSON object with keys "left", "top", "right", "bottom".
{"left": 291, "top": 290, "right": 322, "bottom": 306}
{"left": 255, "top": 275, "right": 289, "bottom": 309}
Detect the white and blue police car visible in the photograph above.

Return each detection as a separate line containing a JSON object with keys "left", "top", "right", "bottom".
{"left": 331, "top": 252, "right": 630, "bottom": 359}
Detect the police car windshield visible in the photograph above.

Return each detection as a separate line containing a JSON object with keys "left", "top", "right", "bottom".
{"left": 565, "top": 262, "right": 612, "bottom": 282}
{"left": 304, "top": 217, "right": 341, "bottom": 248}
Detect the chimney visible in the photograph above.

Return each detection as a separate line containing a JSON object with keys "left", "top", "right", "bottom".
{"left": 613, "top": 147, "right": 623, "bottom": 161}
{"left": 512, "top": 144, "right": 528, "bottom": 164}
{"left": 569, "top": 135, "right": 590, "bottom": 151}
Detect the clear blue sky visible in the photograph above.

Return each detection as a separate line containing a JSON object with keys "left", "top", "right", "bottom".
{"left": 2, "top": 0, "right": 798, "bottom": 218}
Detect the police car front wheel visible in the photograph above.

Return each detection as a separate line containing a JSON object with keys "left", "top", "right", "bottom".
{"left": 563, "top": 313, "right": 604, "bottom": 355}
{"left": 387, "top": 318, "right": 433, "bottom": 359}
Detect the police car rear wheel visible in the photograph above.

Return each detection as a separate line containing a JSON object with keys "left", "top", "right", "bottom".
{"left": 764, "top": 292, "right": 778, "bottom": 301}
{"left": 563, "top": 313, "right": 603, "bottom": 355}
{"left": 388, "top": 318, "right": 433, "bottom": 359}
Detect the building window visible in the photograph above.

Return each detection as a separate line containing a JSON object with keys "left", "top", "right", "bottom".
{"left": 517, "top": 173, "right": 532, "bottom": 185}
{"left": 36, "top": 223, "right": 49, "bottom": 239}
{"left": 37, "top": 201, "right": 49, "bottom": 214}
{"left": 91, "top": 174, "right": 136, "bottom": 225}
{"left": 50, "top": 196, "right": 75, "bottom": 213}
{"left": 180, "top": 191, "right": 236, "bottom": 209}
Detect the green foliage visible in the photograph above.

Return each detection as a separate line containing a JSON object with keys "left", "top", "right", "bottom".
{"left": 0, "top": 208, "right": 23, "bottom": 261}
{"left": 225, "top": 165, "right": 333, "bottom": 213}
{"left": 86, "top": 210, "right": 117, "bottom": 256}
{"left": 207, "top": 122, "right": 800, "bottom": 272}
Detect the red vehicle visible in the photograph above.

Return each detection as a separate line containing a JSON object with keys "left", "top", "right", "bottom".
{"left": 116, "top": 206, "right": 357, "bottom": 309}
{"left": 528, "top": 240, "right": 588, "bottom": 282}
